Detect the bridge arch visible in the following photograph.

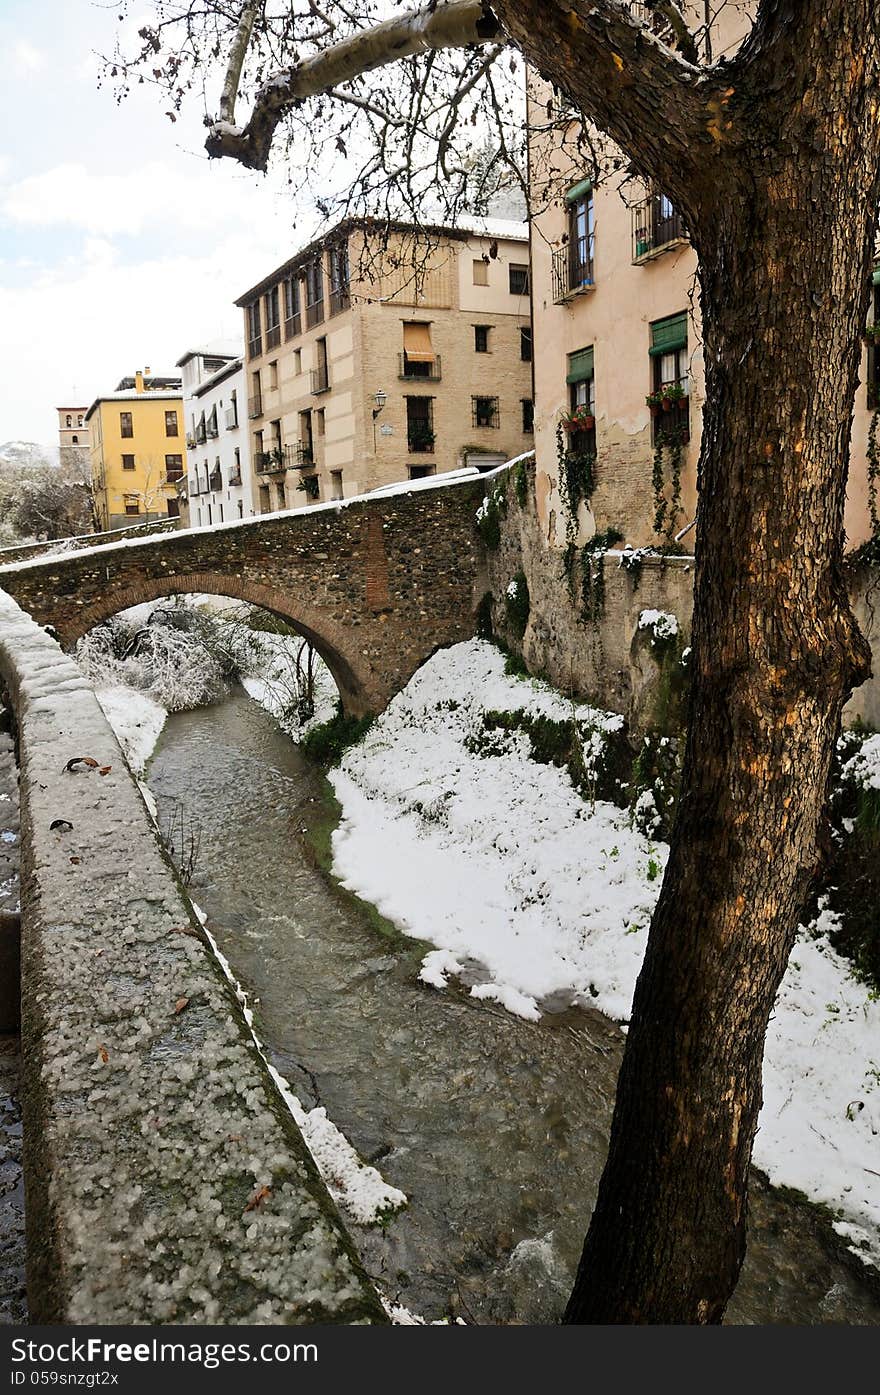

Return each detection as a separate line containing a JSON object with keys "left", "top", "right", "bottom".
{"left": 66, "top": 571, "right": 371, "bottom": 715}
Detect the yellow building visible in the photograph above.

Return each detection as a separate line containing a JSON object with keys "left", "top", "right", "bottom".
{"left": 86, "top": 370, "right": 185, "bottom": 531}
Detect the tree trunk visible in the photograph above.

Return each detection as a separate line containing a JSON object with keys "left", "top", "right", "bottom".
{"left": 564, "top": 26, "right": 880, "bottom": 1321}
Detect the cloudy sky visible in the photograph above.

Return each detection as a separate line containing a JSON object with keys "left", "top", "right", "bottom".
{"left": 0, "top": 0, "right": 321, "bottom": 447}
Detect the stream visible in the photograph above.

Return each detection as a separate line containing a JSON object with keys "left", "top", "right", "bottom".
{"left": 147, "top": 687, "right": 880, "bottom": 1325}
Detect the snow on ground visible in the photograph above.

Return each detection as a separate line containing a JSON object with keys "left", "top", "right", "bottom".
{"left": 93, "top": 685, "right": 166, "bottom": 775}
{"left": 241, "top": 632, "right": 338, "bottom": 739}
{"left": 330, "top": 637, "right": 880, "bottom": 1267}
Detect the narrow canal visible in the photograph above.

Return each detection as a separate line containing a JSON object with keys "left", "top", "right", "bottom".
{"left": 147, "top": 688, "right": 880, "bottom": 1325}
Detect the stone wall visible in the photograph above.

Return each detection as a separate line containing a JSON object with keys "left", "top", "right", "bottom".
{"left": 0, "top": 480, "right": 487, "bottom": 718}
{"left": 483, "top": 462, "right": 880, "bottom": 736}
{"left": 484, "top": 464, "right": 695, "bottom": 734}
{"left": 0, "top": 592, "right": 386, "bottom": 1324}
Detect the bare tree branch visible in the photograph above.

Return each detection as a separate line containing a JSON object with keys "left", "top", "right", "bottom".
{"left": 206, "top": 0, "right": 502, "bottom": 169}
{"left": 219, "top": 2, "right": 261, "bottom": 124}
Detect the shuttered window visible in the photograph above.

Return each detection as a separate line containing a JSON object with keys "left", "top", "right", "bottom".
{"left": 649, "top": 313, "right": 688, "bottom": 356}
{"left": 403, "top": 322, "right": 435, "bottom": 363}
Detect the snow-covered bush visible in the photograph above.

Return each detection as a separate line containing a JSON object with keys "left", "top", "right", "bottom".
{"left": 637, "top": 608, "right": 679, "bottom": 646}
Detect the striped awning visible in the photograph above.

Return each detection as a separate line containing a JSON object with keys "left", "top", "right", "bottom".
{"left": 403, "top": 322, "right": 435, "bottom": 364}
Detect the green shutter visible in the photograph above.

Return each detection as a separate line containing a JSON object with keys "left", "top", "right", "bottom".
{"left": 566, "top": 347, "right": 594, "bottom": 384}
{"left": 565, "top": 178, "right": 592, "bottom": 204}
{"left": 649, "top": 313, "right": 688, "bottom": 356}
{"left": 873, "top": 266, "right": 880, "bottom": 285}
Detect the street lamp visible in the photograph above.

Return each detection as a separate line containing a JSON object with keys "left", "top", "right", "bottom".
{"left": 372, "top": 389, "right": 387, "bottom": 450}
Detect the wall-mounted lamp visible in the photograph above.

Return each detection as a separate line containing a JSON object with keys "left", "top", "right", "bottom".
{"left": 372, "top": 389, "right": 387, "bottom": 450}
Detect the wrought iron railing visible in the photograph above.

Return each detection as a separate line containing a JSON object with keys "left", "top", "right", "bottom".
{"left": 329, "top": 286, "right": 350, "bottom": 316}
{"left": 265, "top": 324, "right": 281, "bottom": 351}
{"left": 285, "top": 313, "right": 302, "bottom": 340}
{"left": 311, "top": 364, "right": 330, "bottom": 394}
{"left": 306, "top": 300, "right": 324, "bottom": 328}
{"left": 631, "top": 195, "right": 687, "bottom": 262}
{"left": 293, "top": 443, "right": 314, "bottom": 468}
{"left": 399, "top": 354, "right": 442, "bottom": 381}
{"left": 407, "top": 430, "right": 436, "bottom": 453}
{"left": 551, "top": 245, "right": 594, "bottom": 303}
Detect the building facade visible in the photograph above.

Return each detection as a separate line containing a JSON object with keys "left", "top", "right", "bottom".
{"left": 55, "top": 405, "right": 91, "bottom": 478}
{"left": 528, "top": 1, "right": 879, "bottom": 553}
{"left": 235, "top": 217, "right": 534, "bottom": 511}
{"left": 85, "top": 371, "right": 185, "bottom": 532}
{"left": 177, "top": 347, "right": 253, "bottom": 528}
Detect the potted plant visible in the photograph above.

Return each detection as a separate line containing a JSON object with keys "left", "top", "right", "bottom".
{"left": 645, "top": 390, "right": 664, "bottom": 416}
{"left": 635, "top": 227, "right": 650, "bottom": 258}
{"left": 863, "top": 324, "right": 880, "bottom": 346}
{"left": 661, "top": 383, "right": 686, "bottom": 410}
{"left": 562, "top": 405, "right": 595, "bottom": 432}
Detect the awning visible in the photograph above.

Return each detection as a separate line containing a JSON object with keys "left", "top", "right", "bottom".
{"left": 566, "top": 346, "right": 594, "bottom": 384}
{"left": 649, "top": 312, "right": 688, "bottom": 356}
{"left": 403, "top": 322, "right": 435, "bottom": 364}
{"left": 565, "top": 178, "right": 592, "bottom": 204}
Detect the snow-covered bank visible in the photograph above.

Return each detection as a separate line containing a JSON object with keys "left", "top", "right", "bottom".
{"left": 329, "top": 638, "right": 880, "bottom": 1268}
{"left": 94, "top": 685, "right": 166, "bottom": 774}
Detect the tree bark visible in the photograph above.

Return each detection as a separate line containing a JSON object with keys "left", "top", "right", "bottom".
{"left": 555, "top": 3, "right": 880, "bottom": 1323}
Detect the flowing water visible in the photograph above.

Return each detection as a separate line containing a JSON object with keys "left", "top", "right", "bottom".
{"left": 148, "top": 689, "right": 880, "bottom": 1325}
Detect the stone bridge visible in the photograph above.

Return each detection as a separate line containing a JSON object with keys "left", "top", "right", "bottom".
{"left": 0, "top": 478, "right": 488, "bottom": 716}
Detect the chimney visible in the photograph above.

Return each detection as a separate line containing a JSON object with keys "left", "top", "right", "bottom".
{"left": 135, "top": 370, "right": 145, "bottom": 394}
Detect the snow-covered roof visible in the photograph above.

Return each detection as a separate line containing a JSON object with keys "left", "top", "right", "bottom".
{"left": 176, "top": 339, "right": 243, "bottom": 368}
{"left": 191, "top": 358, "right": 244, "bottom": 399}
{"left": 85, "top": 390, "right": 183, "bottom": 423}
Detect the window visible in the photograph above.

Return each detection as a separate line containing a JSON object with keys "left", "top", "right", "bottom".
{"left": 474, "top": 325, "right": 490, "bottom": 354}
{"left": 265, "top": 285, "right": 281, "bottom": 349}
{"left": 408, "top": 464, "right": 436, "bottom": 480}
{"left": 567, "top": 183, "right": 595, "bottom": 289}
{"left": 164, "top": 454, "right": 183, "bottom": 481}
{"left": 312, "top": 338, "right": 329, "bottom": 393}
{"left": 522, "top": 399, "right": 534, "bottom": 434}
{"left": 472, "top": 396, "right": 499, "bottom": 429}
{"left": 120, "top": 411, "right": 133, "bottom": 438}
{"left": 406, "top": 396, "right": 435, "bottom": 452}
{"left": 293, "top": 349, "right": 303, "bottom": 375}
{"left": 520, "top": 327, "right": 533, "bottom": 362}
{"left": 246, "top": 300, "right": 262, "bottom": 358}
{"left": 509, "top": 264, "right": 530, "bottom": 296}
{"left": 316, "top": 408, "right": 325, "bottom": 437}
{"left": 65, "top": 414, "right": 71, "bottom": 427}
{"left": 299, "top": 410, "right": 314, "bottom": 464}
{"left": 473, "top": 259, "right": 489, "bottom": 286}
{"left": 632, "top": 190, "right": 687, "bottom": 262}
{"left": 249, "top": 370, "right": 262, "bottom": 420}
{"left": 166, "top": 498, "right": 180, "bottom": 519}
{"left": 268, "top": 360, "right": 278, "bottom": 390}
{"left": 284, "top": 275, "right": 302, "bottom": 338}
{"left": 71, "top": 435, "right": 79, "bottom": 445}
{"left": 77, "top": 415, "right": 83, "bottom": 427}
{"left": 164, "top": 409, "right": 179, "bottom": 437}
{"left": 305, "top": 257, "right": 324, "bottom": 327}
{"left": 649, "top": 313, "right": 690, "bottom": 442}
{"left": 402, "top": 322, "right": 437, "bottom": 378}
{"left": 125, "top": 502, "right": 140, "bottom": 516}
{"left": 328, "top": 241, "right": 350, "bottom": 314}
{"left": 331, "top": 470, "right": 344, "bottom": 501}
{"left": 121, "top": 453, "right": 136, "bottom": 470}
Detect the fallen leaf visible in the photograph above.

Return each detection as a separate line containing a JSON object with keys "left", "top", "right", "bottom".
{"left": 244, "top": 1184, "right": 272, "bottom": 1213}
{"left": 69, "top": 856, "right": 81, "bottom": 865}
{"left": 173, "top": 996, "right": 189, "bottom": 1014}
{"left": 99, "top": 766, "right": 112, "bottom": 776}
{"left": 98, "top": 1044, "right": 109, "bottom": 1063}
{"left": 49, "top": 819, "right": 73, "bottom": 832}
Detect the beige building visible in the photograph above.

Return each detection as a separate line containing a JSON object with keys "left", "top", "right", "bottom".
{"left": 56, "top": 406, "right": 90, "bottom": 476}
{"left": 235, "top": 217, "right": 534, "bottom": 511}
{"left": 528, "top": 1, "right": 879, "bottom": 552}
{"left": 86, "top": 371, "right": 185, "bottom": 532}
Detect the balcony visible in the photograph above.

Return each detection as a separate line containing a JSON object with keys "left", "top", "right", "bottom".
{"left": 248, "top": 395, "right": 263, "bottom": 420}
{"left": 285, "top": 313, "right": 302, "bottom": 340}
{"left": 632, "top": 196, "right": 688, "bottom": 264}
{"left": 185, "top": 434, "right": 197, "bottom": 450}
{"left": 306, "top": 300, "right": 325, "bottom": 329}
{"left": 229, "top": 468, "right": 242, "bottom": 487}
{"left": 206, "top": 416, "right": 219, "bottom": 439}
{"left": 196, "top": 422, "right": 207, "bottom": 444}
{"left": 189, "top": 478, "right": 200, "bottom": 497}
{"left": 208, "top": 468, "right": 222, "bottom": 490}
{"left": 247, "top": 336, "right": 262, "bottom": 360}
{"left": 225, "top": 407, "right": 238, "bottom": 430}
{"left": 551, "top": 245, "right": 595, "bottom": 303}
{"left": 265, "top": 324, "right": 281, "bottom": 351}
{"left": 293, "top": 443, "right": 314, "bottom": 468}
{"left": 310, "top": 364, "right": 330, "bottom": 394}
{"left": 407, "top": 429, "right": 435, "bottom": 454}
{"left": 255, "top": 447, "right": 287, "bottom": 474}
{"left": 399, "top": 354, "right": 442, "bottom": 381}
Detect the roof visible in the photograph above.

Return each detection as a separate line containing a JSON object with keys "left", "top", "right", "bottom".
{"left": 234, "top": 213, "right": 529, "bottom": 306}
{"left": 115, "top": 375, "right": 181, "bottom": 391}
{"left": 192, "top": 357, "right": 244, "bottom": 398}
{"left": 85, "top": 390, "right": 183, "bottom": 423}
{"left": 175, "top": 339, "right": 242, "bottom": 368}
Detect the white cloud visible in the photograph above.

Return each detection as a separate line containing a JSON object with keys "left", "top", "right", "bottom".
{"left": 13, "top": 40, "right": 46, "bottom": 74}
{"left": 1, "top": 158, "right": 291, "bottom": 240}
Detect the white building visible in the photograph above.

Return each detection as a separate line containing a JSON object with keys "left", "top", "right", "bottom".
{"left": 177, "top": 345, "right": 254, "bottom": 526}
